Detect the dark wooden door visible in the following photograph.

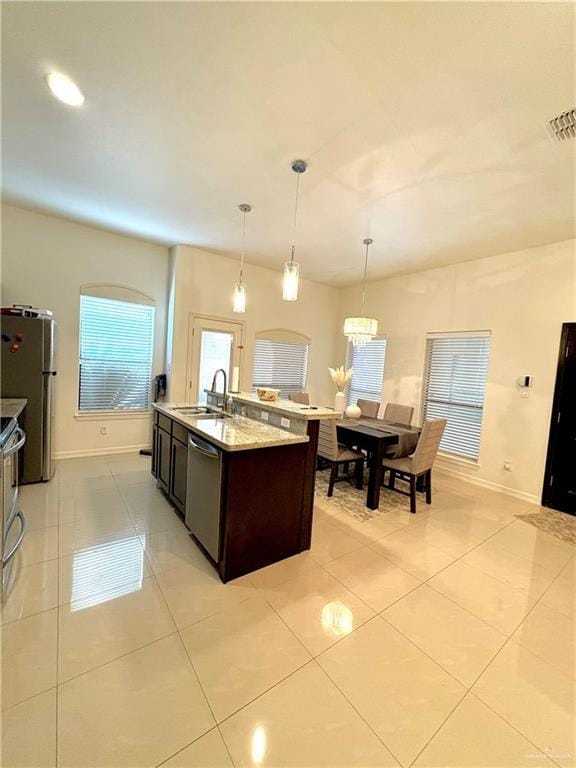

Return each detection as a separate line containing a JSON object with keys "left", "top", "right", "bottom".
{"left": 157, "top": 428, "right": 171, "bottom": 492}
{"left": 543, "top": 323, "right": 576, "bottom": 515}
{"left": 170, "top": 438, "right": 188, "bottom": 513}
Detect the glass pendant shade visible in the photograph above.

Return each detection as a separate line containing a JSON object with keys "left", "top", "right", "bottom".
{"left": 232, "top": 203, "right": 251, "bottom": 314}
{"left": 232, "top": 280, "right": 247, "bottom": 313}
{"left": 343, "top": 316, "right": 378, "bottom": 346}
{"left": 282, "top": 260, "right": 300, "bottom": 301}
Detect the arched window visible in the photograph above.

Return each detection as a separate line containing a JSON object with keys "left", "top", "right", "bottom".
{"left": 252, "top": 329, "right": 310, "bottom": 398}
{"left": 78, "top": 284, "right": 155, "bottom": 412}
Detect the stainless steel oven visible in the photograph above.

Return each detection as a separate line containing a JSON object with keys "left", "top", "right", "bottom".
{"left": 1, "top": 417, "right": 26, "bottom": 600}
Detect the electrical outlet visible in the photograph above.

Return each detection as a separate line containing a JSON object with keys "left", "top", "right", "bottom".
{"left": 100, "top": 425, "right": 108, "bottom": 436}
{"left": 503, "top": 461, "right": 512, "bottom": 471}
{"left": 280, "top": 417, "right": 290, "bottom": 429}
{"left": 261, "top": 411, "right": 269, "bottom": 422}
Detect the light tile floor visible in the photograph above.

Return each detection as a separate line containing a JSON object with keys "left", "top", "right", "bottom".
{"left": 1, "top": 453, "right": 575, "bottom": 768}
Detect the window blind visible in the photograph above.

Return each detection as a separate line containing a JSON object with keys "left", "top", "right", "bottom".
{"left": 346, "top": 338, "right": 387, "bottom": 406}
{"left": 252, "top": 339, "right": 308, "bottom": 397}
{"left": 79, "top": 295, "right": 155, "bottom": 411}
{"left": 423, "top": 333, "right": 491, "bottom": 460}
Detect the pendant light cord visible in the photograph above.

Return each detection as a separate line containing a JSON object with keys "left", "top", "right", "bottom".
{"left": 361, "top": 239, "right": 370, "bottom": 308}
{"left": 240, "top": 209, "right": 246, "bottom": 281}
{"left": 290, "top": 172, "right": 301, "bottom": 264}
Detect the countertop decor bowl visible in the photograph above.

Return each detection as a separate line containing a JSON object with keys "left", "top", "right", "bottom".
{"left": 257, "top": 387, "right": 281, "bottom": 402}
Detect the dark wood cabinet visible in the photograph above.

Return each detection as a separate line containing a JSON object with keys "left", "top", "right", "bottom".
{"left": 170, "top": 437, "right": 188, "bottom": 513}
{"left": 152, "top": 416, "right": 189, "bottom": 514}
{"left": 157, "top": 427, "right": 171, "bottom": 493}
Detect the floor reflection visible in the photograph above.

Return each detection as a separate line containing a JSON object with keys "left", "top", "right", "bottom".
{"left": 71, "top": 535, "right": 144, "bottom": 611}
{"left": 322, "top": 600, "right": 354, "bottom": 636}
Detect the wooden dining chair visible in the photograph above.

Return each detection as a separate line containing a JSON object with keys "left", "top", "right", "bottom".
{"left": 357, "top": 399, "right": 380, "bottom": 418}
{"left": 382, "top": 418, "right": 446, "bottom": 513}
{"left": 289, "top": 392, "right": 310, "bottom": 405}
{"left": 318, "top": 419, "right": 366, "bottom": 497}
{"left": 383, "top": 403, "right": 414, "bottom": 426}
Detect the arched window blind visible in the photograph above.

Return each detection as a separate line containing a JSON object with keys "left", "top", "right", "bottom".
{"left": 422, "top": 332, "right": 491, "bottom": 460}
{"left": 79, "top": 294, "right": 155, "bottom": 411}
{"left": 346, "top": 338, "right": 387, "bottom": 406}
{"left": 252, "top": 338, "right": 309, "bottom": 397}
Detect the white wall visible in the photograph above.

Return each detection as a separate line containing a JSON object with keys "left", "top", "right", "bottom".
{"left": 166, "top": 245, "right": 340, "bottom": 406}
{"left": 1, "top": 204, "right": 170, "bottom": 457}
{"left": 338, "top": 239, "right": 576, "bottom": 501}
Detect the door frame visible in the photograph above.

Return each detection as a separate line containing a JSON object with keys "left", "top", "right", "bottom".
{"left": 186, "top": 314, "right": 245, "bottom": 403}
{"left": 542, "top": 322, "right": 576, "bottom": 510}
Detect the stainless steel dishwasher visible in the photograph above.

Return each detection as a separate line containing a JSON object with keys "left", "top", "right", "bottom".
{"left": 185, "top": 434, "right": 223, "bottom": 561}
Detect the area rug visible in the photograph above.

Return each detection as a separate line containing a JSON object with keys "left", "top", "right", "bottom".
{"left": 315, "top": 468, "right": 431, "bottom": 520}
{"left": 515, "top": 507, "right": 576, "bottom": 545}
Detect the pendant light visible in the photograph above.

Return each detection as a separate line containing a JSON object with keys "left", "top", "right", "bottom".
{"left": 282, "top": 159, "right": 307, "bottom": 301}
{"left": 232, "top": 203, "right": 252, "bottom": 313}
{"left": 344, "top": 238, "right": 378, "bottom": 346}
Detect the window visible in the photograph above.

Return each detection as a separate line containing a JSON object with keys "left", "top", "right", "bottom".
{"left": 252, "top": 338, "right": 309, "bottom": 397}
{"left": 79, "top": 294, "right": 155, "bottom": 411}
{"left": 346, "top": 337, "right": 387, "bottom": 406}
{"left": 422, "top": 332, "right": 491, "bottom": 460}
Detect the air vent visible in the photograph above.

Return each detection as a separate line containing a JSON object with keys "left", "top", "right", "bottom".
{"left": 549, "top": 108, "right": 576, "bottom": 141}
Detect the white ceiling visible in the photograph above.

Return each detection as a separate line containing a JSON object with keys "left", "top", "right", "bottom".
{"left": 2, "top": 2, "right": 575, "bottom": 285}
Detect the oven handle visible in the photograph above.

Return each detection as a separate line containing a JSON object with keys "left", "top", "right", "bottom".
{"left": 4, "top": 427, "right": 26, "bottom": 457}
{"left": 3, "top": 509, "right": 26, "bottom": 565}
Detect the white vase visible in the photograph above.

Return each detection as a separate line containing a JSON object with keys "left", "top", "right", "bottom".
{"left": 334, "top": 391, "right": 346, "bottom": 414}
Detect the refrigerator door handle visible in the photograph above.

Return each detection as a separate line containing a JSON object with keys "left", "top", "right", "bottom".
{"left": 41, "top": 373, "right": 54, "bottom": 480}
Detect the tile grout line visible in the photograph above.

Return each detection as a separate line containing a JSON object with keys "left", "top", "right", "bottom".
{"left": 406, "top": 539, "right": 575, "bottom": 767}
{"left": 309, "top": 505, "right": 572, "bottom": 767}
{"left": 311, "top": 655, "right": 405, "bottom": 767}
{"left": 461, "top": 559, "right": 576, "bottom": 768}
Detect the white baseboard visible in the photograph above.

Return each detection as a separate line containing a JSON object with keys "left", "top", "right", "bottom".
{"left": 54, "top": 444, "right": 150, "bottom": 460}
{"left": 435, "top": 465, "right": 540, "bottom": 505}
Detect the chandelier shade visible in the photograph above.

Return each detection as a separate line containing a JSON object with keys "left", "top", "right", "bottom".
{"left": 343, "top": 316, "right": 378, "bottom": 346}
{"left": 344, "top": 238, "right": 378, "bottom": 346}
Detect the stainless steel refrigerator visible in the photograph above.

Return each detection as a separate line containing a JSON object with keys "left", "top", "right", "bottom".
{"left": 1, "top": 313, "right": 56, "bottom": 483}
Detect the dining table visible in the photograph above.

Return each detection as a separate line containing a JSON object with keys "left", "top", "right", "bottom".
{"left": 335, "top": 417, "right": 421, "bottom": 510}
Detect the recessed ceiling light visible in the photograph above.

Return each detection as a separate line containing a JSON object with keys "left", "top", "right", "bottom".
{"left": 45, "top": 72, "right": 85, "bottom": 107}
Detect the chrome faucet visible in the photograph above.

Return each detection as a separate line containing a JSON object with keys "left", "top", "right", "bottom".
{"left": 211, "top": 368, "right": 229, "bottom": 411}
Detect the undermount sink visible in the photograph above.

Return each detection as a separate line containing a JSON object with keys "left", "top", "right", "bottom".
{"left": 192, "top": 413, "right": 231, "bottom": 420}
{"left": 168, "top": 406, "right": 231, "bottom": 420}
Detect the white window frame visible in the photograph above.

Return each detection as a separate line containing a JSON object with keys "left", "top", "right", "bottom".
{"left": 421, "top": 330, "right": 491, "bottom": 463}
{"left": 77, "top": 285, "right": 156, "bottom": 416}
{"left": 345, "top": 336, "right": 387, "bottom": 407}
{"left": 252, "top": 329, "right": 310, "bottom": 398}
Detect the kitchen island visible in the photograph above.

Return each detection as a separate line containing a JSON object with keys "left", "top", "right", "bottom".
{"left": 226, "top": 392, "right": 337, "bottom": 553}
{"left": 151, "top": 402, "right": 311, "bottom": 582}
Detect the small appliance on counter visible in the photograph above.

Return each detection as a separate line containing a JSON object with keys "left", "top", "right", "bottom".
{"left": 1, "top": 306, "right": 57, "bottom": 483}
{"left": 0, "top": 416, "right": 26, "bottom": 600}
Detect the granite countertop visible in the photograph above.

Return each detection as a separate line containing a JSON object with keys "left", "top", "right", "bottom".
{"left": 0, "top": 398, "right": 28, "bottom": 419}
{"left": 230, "top": 392, "right": 338, "bottom": 420}
{"left": 154, "top": 403, "right": 309, "bottom": 452}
